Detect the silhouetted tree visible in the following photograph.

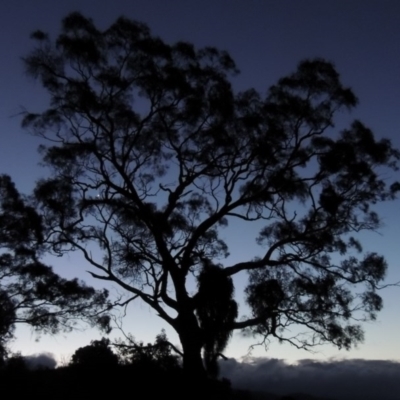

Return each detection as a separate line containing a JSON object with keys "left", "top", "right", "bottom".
{"left": 70, "top": 337, "right": 119, "bottom": 368}
{"left": 115, "top": 329, "right": 181, "bottom": 370}
{"left": 0, "top": 290, "right": 15, "bottom": 363}
{"left": 2, "top": 352, "right": 29, "bottom": 372}
{"left": 0, "top": 174, "right": 111, "bottom": 359}
{"left": 21, "top": 12, "right": 400, "bottom": 377}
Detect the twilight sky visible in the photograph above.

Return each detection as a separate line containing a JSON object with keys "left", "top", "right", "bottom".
{"left": 1, "top": 0, "right": 400, "bottom": 369}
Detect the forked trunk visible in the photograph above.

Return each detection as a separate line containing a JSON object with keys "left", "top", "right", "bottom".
{"left": 176, "top": 312, "right": 207, "bottom": 379}
{"left": 178, "top": 327, "right": 232, "bottom": 399}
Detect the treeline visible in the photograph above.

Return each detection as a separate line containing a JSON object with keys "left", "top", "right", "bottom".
{"left": 0, "top": 334, "right": 330, "bottom": 400}
{"left": 0, "top": 332, "right": 234, "bottom": 400}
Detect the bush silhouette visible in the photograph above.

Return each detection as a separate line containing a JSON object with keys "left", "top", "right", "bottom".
{"left": 70, "top": 338, "right": 119, "bottom": 368}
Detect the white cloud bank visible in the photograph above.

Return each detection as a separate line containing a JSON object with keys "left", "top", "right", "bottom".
{"left": 23, "top": 352, "right": 57, "bottom": 369}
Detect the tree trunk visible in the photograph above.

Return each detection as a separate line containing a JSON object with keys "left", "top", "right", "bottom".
{"left": 180, "top": 333, "right": 205, "bottom": 377}
{"left": 176, "top": 312, "right": 206, "bottom": 379}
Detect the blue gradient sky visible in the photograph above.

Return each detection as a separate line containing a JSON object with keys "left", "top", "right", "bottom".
{"left": 1, "top": 0, "right": 399, "bottom": 364}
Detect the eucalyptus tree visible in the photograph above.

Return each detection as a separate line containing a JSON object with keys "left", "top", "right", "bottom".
{"left": 0, "top": 175, "right": 111, "bottom": 361}
{"left": 22, "top": 12, "right": 399, "bottom": 376}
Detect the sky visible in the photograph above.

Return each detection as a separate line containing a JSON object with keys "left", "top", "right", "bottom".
{"left": 1, "top": 0, "right": 400, "bottom": 378}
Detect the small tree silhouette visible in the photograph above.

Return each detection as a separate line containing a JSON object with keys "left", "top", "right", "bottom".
{"left": 115, "top": 330, "right": 181, "bottom": 370}
{"left": 70, "top": 338, "right": 119, "bottom": 368}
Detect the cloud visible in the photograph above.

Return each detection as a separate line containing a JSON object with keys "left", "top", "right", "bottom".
{"left": 219, "top": 357, "right": 400, "bottom": 400}
{"left": 23, "top": 352, "right": 57, "bottom": 370}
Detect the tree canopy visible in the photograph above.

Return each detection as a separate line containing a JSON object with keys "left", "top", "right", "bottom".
{"left": 20, "top": 12, "right": 400, "bottom": 377}
{"left": 70, "top": 337, "right": 119, "bottom": 368}
{"left": 0, "top": 174, "right": 111, "bottom": 361}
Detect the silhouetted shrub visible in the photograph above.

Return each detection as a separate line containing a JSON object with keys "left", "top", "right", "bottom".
{"left": 69, "top": 337, "right": 119, "bottom": 368}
